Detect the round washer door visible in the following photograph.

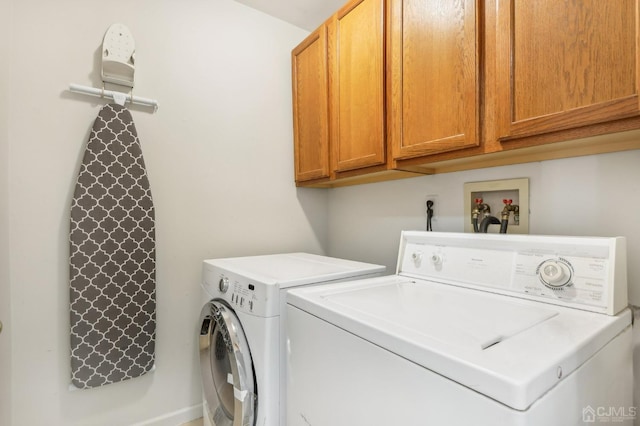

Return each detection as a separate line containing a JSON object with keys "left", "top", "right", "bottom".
{"left": 199, "top": 300, "right": 256, "bottom": 426}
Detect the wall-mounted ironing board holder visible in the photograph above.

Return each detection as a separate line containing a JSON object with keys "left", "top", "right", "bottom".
{"left": 68, "top": 23, "right": 158, "bottom": 111}
{"left": 68, "top": 84, "right": 158, "bottom": 110}
{"left": 101, "top": 23, "right": 136, "bottom": 88}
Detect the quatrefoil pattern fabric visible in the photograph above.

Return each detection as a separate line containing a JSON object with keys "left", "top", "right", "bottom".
{"left": 70, "top": 104, "right": 155, "bottom": 389}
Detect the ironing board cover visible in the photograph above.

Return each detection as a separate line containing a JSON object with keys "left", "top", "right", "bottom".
{"left": 69, "top": 103, "right": 155, "bottom": 389}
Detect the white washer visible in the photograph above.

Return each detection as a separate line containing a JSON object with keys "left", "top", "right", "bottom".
{"left": 198, "top": 252, "right": 385, "bottom": 426}
{"left": 286, "top": 232, "right": 634, "bottom": 426}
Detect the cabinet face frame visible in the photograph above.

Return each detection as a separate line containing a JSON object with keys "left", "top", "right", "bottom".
{"left": 496, "top": 0, "right": 640, "bottom": 142}
{"left": 389, "top": 0, "right": 481, "bottom": 161}
{"left": 291, "top": 26, "right": 331, "bottom": 183}
{"left": 329, "top": 0, "right": 387, "bottom": 173}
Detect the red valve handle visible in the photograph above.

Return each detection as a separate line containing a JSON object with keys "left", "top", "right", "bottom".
{"left": 503, "top": 199, "right": 513, "bottom": 205}
{"left": 475, "top": 198, "right": 483, "bottom": 204}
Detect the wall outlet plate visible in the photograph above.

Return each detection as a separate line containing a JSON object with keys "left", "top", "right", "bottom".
{"left": 463, "top": 178, "right": 529, "bottom": 234}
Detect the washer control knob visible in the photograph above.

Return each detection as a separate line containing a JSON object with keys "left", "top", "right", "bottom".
{"left": 538, "top": 259, "right": 573, "bottom": 290}
{"left": 218, "top": 277, "right": 229, "bottom": 293}
{"left": 411, "top": 252, "right": 422, "bottom": 266}
{"left": 431, "top": 253, "right": 443, "bottom": 266}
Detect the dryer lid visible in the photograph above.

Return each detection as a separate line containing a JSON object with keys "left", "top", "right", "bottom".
{"left": 287, "top": 275, "right": 632, "bottom": 410}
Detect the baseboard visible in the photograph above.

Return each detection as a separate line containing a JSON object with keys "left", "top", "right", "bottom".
{"left": 130, "top": 403, "right": 202, "bottom": 426}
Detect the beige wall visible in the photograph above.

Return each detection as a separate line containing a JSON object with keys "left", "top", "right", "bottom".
{"left": 5, "top": 0, "right": 325, "bottom": 424}
{"left": 0, "top": 1, "right": 12, "bottom": 425}
{"left": 10, "top": 0, "right": 640, "bottom": 424}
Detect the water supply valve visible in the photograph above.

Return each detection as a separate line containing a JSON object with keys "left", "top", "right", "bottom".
{"left": 473, "top": 198, "right": 491, "bottom": 218}
{"left": 472, "top": 198, "right": 493, "bottom": 233}
{"left": 501, "top": 199, "right": 520, "bottom": 225}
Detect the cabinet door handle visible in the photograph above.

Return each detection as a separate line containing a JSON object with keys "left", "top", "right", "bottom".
{"left": 0, "top": 320, "right": 3, "bottom": 334}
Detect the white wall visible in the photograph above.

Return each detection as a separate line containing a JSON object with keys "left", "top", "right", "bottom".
{"left": 5, "top": 0, "right": 325, "bottom": 425}
{"left": 327, "top": 150, "right": 640, "bottom": 304}
{"left": 0, "top": 1, "right": 12, "bottom": 425}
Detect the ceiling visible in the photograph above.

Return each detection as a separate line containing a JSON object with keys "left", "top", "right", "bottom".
{"left": 234, "top": 0, "right": 345, "bottom": 31}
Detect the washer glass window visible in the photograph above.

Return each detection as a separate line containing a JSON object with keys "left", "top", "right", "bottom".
{"left": 199, "top": 301, "right": 256, "bottom": 426}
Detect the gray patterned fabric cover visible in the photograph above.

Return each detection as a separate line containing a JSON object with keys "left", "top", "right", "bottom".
{"left": 70, "top": 103, "right": 155, "bottom": 389}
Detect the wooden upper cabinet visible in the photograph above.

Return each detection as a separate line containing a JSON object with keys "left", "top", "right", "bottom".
{"left": 329, "top": 0, "right": 387, "bottom": 173}
{"left": 291, "top": 26, "right": 330, "bottom": 183}
{"left": 496, "top": 0, "right": 640, "bottom": 141}
{"left": 390, "top": 0, "right": 480, "bottom": 160}
{"left": 292, "top": 0, "right": 640, "bottom": 187}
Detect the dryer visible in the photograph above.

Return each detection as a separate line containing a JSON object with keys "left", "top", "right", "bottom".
{"left": 198, "top": 252, "right": 384, "bottom": 426}
{"left": 286, "top": 232, "right": 634, "bottom": 426}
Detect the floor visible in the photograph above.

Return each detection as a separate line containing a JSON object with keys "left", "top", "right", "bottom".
{"left": 180, "top": 418, "right": 203, "bottom": 426}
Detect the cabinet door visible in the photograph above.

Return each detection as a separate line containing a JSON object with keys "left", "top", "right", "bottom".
{"left": 496, "top": 0, "right": 640, "bottom": 141}
{"left": 292, "top": 26, "right": 330, "bottom": 182}
{"left": 390, "top": 0, "right": 479, "bottom": 160}
{"left": 330, "top": 0, "right": 386, "bottom": 172}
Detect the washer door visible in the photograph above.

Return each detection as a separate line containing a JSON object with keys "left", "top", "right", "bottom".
{"left": 199, "top": 300, "right": 256, "bottom": 426}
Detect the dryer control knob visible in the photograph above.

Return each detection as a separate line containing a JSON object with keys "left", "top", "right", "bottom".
{"left": 219, "top": 277, "right": 229, "bottom": 293}
{"left": 538, "top": 259, "right": 573, "bottom": 290}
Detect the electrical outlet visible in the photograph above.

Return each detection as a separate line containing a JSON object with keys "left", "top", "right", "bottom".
{"left": 463, "top": 178, "right": 529, "bottom": 234}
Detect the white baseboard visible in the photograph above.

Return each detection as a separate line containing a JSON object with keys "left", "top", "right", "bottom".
{"left": 130, "top": 403, "right": 203, "bottom": 426}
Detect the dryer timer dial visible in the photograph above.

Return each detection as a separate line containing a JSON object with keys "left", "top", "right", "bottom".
{"left": 537, "top": 258, "right": 573, "bottom": 290}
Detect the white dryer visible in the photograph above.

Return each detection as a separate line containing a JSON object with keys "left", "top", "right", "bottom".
{"left": 286, "top": 232, "right": 634, "bottom": 426}
{"left": 198, "top": 252, "right": 384, "bottom": 426}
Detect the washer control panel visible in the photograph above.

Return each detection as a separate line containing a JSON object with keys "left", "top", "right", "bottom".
{"left": 226, "top": 276, "right": 256, "bottom": 312}
{"left": 398, "top": 232, "right": 627, "bottom": 315}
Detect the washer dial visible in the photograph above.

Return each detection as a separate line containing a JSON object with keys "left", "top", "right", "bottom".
{"left": 537, "top": 258, "right": 573, "bottom": 290}
{"left": 218, "top": 276, "right": 229, "bottom": 293}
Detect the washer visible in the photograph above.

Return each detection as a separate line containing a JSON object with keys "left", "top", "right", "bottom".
{"left": 286, "top": 231, "right": 634, "bottom": 426}
{"left": 198, "top": 252, "right": 385, "bottom": 426}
